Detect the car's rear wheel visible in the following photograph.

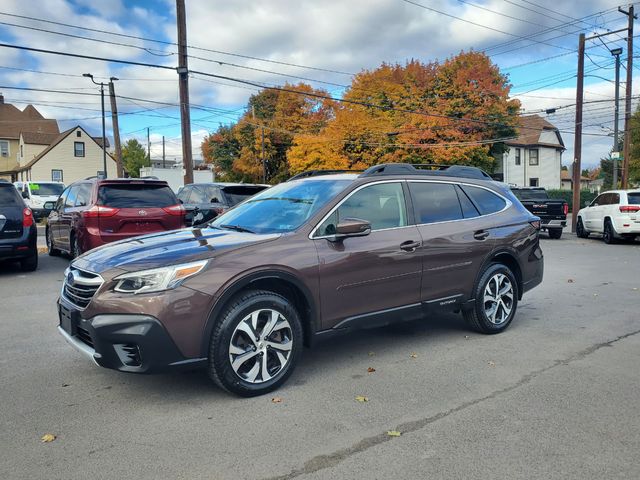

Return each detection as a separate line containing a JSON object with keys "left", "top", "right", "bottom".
{"left": 20, "top": 250, "right": 38, "bottom": 272}
{"left": 603, "top": 219, "right": 617, "bottom": 244}
{"left": 69, "top": 232, "right": 82, "bottom": 258}
{"left": 576, "top": 217, "right": 589, "bottom": 239}
{"left": 46, "top": 227, "right": 61, "bottom": 256}
{"left": 548, "top": 228, "right": 562, "bottom": 239}
{"left": 464, "top": 263, "right": 518, "bottom": 334}
{"left": 208, "top": 290, "right": 303, "bottom": 397}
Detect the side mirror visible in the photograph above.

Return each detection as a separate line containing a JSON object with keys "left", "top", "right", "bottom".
{"left": 328, "top": 218, "right": 371, "bottom": 242}
{"left": 21, "top": 190, "right": 29, "bottom": 199}
{"left": 43, "top": 201, "right": 56, "bottom": 210}
{"left": 583, "top": 201, "right": 590, "bottom": 208}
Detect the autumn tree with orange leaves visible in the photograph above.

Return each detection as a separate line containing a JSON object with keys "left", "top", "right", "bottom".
{"left": 202, "top": 51, "right": 520, "bottom": 181}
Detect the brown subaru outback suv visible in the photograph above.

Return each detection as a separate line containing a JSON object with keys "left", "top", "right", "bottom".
{"left": 58, "top": 163, "right": 543, "bottom": 396}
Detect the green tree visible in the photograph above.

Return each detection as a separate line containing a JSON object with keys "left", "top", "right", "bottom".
{"left": 628, "top": 106, "right": 640, "bottom": 185}
{"left": 599, "top": 155, "right": 613, "bottom": 190}
{"left": 122, "top": 139, "right": 149, "bottom": 178}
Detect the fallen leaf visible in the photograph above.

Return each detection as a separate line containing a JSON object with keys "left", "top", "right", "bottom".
{"left": 41, "top": 434, "right": 56, "bottom": 443}
{"left": 387, "top": 430, "right": 402, "bottom": 437}
{"left": 633, "top": 288, "right": 638, "bottom": 291}
{"left": 368, "top": 351, "right": 375, "bottom": 357}
{"left": 367, "top": 367, "right": 376, "bottom": 373}
{"left": 593, "top": 293, "right": 599, "bottom": 297}
{"left": 410, "top": 353, "right": 418, "bottom": 358}
{"left": 355, "top": 395, "right": 369, "bottom": 403}
{"left": 61, "top": 383, "right": 69, "bottom": 388}
{"left": 271, "top": 397, "right": 283, "bottom": 404}
{"left": 567, "top": 279, "right": 574, "bottom": 283}
{"left": 488, "top": 361, "right": 496, "bottom": 367}
{"left": 464, "top": 335, "right": 470, "bottom": 339}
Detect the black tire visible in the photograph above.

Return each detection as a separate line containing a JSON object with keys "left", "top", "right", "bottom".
{"left": 463, "top": 263, "right": 518, "bottom": 334}
{"left": 603, "top": 219, "right": 617, "bottom": 244}
{"left": 69, "top": 232, "right": 82, "bottom": 259}
{"left": 46, "top": 227, "right": 61, "bottom": 256}
{"left": 576, "top": 217, "right": 589, "bottom": 239}
{"left": 208, "top": 290, "right": 303, "bottom": 397}
{"left": 20, "top": 250, "right": 38, "bottom": 272}
{"left": 548, "top": 228, "right": 562, "bottom": 239}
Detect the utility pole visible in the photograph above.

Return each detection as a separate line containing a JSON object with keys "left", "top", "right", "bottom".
{"left": 572, "top": 33, "right": 585, "bottom": 234}
{"left": 83, "top": 73, "right": 107, "bottom": 178}
{"left": 620, "top": 5, "right": 636, "bottom": 189}
{"left": 261, "top": 126, "right": 266, "bottom": 183}
{"left": 162, "top": 136, "right": 166, "bottom": 169}
{"left": 176, "top": 0, "right": 194, "bottom": 185}
{"left": 147, "top": 127, "right": 150, "bottom": 164}
{"left": 611, "top": 48, "right": 622, "bottom": 189}
{"left": 108, "top": 77, "right": 123, "bottom": 177}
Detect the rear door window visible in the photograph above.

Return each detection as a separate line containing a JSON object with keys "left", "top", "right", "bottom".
{"left": 409, "top": 182, "right": 463, "bottom": 224}
{"left": 461, "top": 185, "right": 507, "bottom": 215}
{"left": 0, "top": 186, "right": 22, "bottom": 206}
{"left": 98, "top": 184, "right": 177, "bottom": 208}
{"left": 222, "top": 186, "right": 267, "bottom": 206}
{"left": 75, "top": 184, "right": 92, "bottom": 207}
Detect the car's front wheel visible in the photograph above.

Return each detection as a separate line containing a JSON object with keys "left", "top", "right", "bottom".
{"left": 576, "top": 217, "right": 589, "bottom": 238}
{"left": 46, "top": 227, "right": 61, "bottom": 256}
{"left": 464, "top": 263, "right": 518, "bottom": 334}
{"left": 208, "top": 290, "right": 303, "bottom": 397}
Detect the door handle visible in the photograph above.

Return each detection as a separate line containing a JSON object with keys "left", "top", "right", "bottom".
{"left": 400, "top": 240, "right": 421, "bottom": 252}
{"left": 473, "top": 230, "right": 490, "bottom": 241}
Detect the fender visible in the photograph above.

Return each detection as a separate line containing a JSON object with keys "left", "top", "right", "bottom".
{"left": 199, "top": 269, "right": 318, "bottom": 357}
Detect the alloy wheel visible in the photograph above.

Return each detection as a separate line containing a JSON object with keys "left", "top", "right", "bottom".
{"left": 483, "top": 273, "right": 514, "bottom": 325}
{"left": 228, "top": 309, "right": 293, "bottom": 384}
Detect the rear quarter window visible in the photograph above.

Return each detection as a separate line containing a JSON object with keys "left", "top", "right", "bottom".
{"left": 98, "top": 184, "right": 177, "bottom": 208}
{"left": 627, "top": 193, "right": 640, "bottom": 204}
{"left": 0, "top": 186, "right": 22, "bottom": 206}
{"left": 461, "top": 185, "right": 507, "bottom": 215}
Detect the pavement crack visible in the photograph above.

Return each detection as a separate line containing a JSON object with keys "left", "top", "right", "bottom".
{"left": 264, "top": 328, "right": 640, "bottom": 480}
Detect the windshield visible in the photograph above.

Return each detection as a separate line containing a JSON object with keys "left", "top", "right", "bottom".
{"left": 29, "top": 183, "right": 64, "bottom": 196}
{"left": 511, "top": 189, "right": 549, "bottom": 200}
{"left": 210, "top": 179, "right": 352, "bottom": 234}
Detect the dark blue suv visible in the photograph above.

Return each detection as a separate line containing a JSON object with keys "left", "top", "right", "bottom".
{"left": 0, "top": 181, "right": 38, "bottom": 271}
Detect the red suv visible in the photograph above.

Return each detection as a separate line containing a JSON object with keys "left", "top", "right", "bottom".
{"left": 46, "top": 178, "right": 185, "bottom": 257}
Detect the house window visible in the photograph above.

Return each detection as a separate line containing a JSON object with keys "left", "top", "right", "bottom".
{"left": 0, "top": 140, "right": 9, "bottom": 157}
{"left": 20, "top": 144, "right": 23, "bottom": 158}
{"left": 74, "top": 141, "right": 85, "bottom": 157}
{"left": 529, "top": 178, "right": 539, "bottom": 187}
{"left": 52, "top": 169, "right": 63, "bottom": 182}
{"left": 76, "top": 130, "right": 81, "bottom": 137}
{"left": 515, "top": 148, "right": 521, "bottom": 166}
{"left": 529, "top": 149, "right": 539, "bottom": 166}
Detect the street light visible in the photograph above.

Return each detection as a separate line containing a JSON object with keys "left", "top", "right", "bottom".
{"left": 83, "top": 73, "right": 107, "bottom": 178}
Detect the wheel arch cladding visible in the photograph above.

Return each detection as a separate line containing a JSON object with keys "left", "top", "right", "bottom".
{"left": 490, "top": 251, "right": 523, "bottom": 300}
{"left": 201, "top": 271, "right": 316, "bottom": 357}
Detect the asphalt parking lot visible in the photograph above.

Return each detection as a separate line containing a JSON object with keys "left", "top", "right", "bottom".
{"left": 1, "top": 233, "right": 639, "bottom": 479}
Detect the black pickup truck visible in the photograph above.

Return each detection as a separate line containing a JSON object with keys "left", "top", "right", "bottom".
{"left": 510, "top": 187, "right": 568, "bottom": 239}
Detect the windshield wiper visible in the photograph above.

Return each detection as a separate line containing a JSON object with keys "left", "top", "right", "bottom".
{"left": 218, "top": 224, "right": 255, "bottom": 234}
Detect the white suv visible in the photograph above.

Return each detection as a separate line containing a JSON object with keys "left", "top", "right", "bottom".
{"left": 576, "top": 189, "right": 640, "bottom": 243}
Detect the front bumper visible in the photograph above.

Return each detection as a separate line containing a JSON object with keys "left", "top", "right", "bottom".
{"left": 57, "top": 299, "right": 207, "bottom": 373}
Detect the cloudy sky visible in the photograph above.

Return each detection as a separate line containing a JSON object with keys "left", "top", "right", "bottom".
{"left": 0, "top": 0, "right": 637, "bottom": 168}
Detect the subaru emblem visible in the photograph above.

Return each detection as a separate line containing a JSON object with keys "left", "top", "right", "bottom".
{"left": 67, "top": 272, "right": 74, "bottom": 285}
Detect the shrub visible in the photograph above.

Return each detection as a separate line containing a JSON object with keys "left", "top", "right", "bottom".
{"left": 546, "top": 189, "right": 598, "bottom": 212}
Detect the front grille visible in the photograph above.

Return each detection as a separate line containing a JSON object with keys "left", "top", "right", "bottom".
{"left": 62, "top": 267, "right": 104, "bottom": 310}
{"left": 76, "top": 325, "right": 94, "bottom": 348}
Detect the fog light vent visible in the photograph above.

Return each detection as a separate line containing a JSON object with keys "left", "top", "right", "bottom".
{"left": 114, "top": 343, "right": 142, "bottom": 367}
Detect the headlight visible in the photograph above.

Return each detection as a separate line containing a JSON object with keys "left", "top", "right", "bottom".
{"left": 113, "top": 260, "right": 208, "bottom": 294}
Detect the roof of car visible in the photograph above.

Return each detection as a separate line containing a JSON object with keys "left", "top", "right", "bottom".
{"left": 186, "top": 182, "right": 269, "bottom": 188}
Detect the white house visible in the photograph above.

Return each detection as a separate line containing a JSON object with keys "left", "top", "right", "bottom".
{"left": 495, "top": 115, "right": 565, "bottom": 189}
{"left": 14, "top": 125, "right": 116, "bottom": 183}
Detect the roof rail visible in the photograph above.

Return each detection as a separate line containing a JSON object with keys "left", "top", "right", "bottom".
{"left": 288, "top": 169, "right": 361, "bottom": 181}
{"left": 359, "top": 163, "right": 492, "bottom": 180}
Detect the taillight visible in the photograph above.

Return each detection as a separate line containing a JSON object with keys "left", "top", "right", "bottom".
{"left": 563, "top": 203, "right": 569, "bottom": 216}
{"left": 530, "top": 220, "right": 541, "bottom": 230}
{"left": 82, "top": 205, "right": 120, "bottom": 218}
{"left": 162, "top": 204, "right": 185, "bottom": 216}
{"left": 619, "top": 205, "right": 640, "bottom": 213}
{"left": 23, "top": 207, "right": 34, "bottom": 227}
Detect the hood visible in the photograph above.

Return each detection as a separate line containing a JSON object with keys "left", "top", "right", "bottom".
{"left": 72, "top": 227, "right": 280, "bottom": 274}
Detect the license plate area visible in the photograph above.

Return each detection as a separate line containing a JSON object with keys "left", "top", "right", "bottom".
{"left": 59, "top": 303, "right": 77, "bottom": 335}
